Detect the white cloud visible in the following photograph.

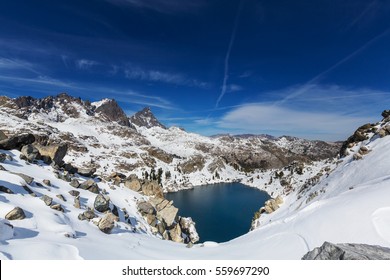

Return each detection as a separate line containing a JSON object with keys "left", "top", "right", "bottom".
{"left": 226, "top": 84, "right": 243, "bottom": 93}
{"left": 0, "top": 58, "right": 41, "bottom": 75}
{"left": 124, "top": 67, "right": 208, "bottom": 88}
{"left": 76, "top": 59, "right": 99, "bottom": 70}
{"left": 217, "top": 103, "right": 369, "bottom": 140}
{"left": 213, "top": 84, "right": 390, "bottom": 140}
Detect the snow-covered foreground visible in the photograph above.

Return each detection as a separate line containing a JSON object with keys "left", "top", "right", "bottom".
{"left": 1, "top": 122, "right": 390, "bottom": 260}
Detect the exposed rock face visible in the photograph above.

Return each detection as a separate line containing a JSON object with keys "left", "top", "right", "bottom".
{"left": 76, "top": 167, "right": 96, "bottom": 177}
{"left": 340, "top": 123, "right": 375, "bottom": 157}
{"left": 169, "top": 224, "right": 183, "bottom": 243}
{"left": 146, "top": 147, "right": 173, "bottom": 164}
{"left": 33, "top": 143, "right": 68, "bottom": 166}
{"left": 95, "top": 99, "right": 131, "bottom": 127}
{"left": 94, "top": 194, "right": 110, "bottom": 213}
{"left": 124, "top": 177, "right": 142, "bottom": 192}
{"left": 68, "top": 190, "right": 80, "bottom": 197}
{"left": 79, "top": 179, "right": 99, "bottom": 193}
{"left": 180, "top": 217, "right": 199, "bottom": 243}
{"left": 20, "top": 144, "right": 40, "bottom": 162}
{"left": 157, "top": 204, "right": 178, "bottom": 227}
{"left": 263, "top": 196, "right": 283, "bottom": 214}
{"left": 50, "top": 204, "right": 64, "bottom": 212}
{"left": 137, "top": 201, "right": 156, "bottom": 215}
{"left": 129, "top": 107, "right": 166, "bottom": 129}
{"left": 98, "top": 213, "right": 119, "bottom": 234}
{"left": 0, "top": 134, "right": 35, "bottom": 150}
{"left": 142, "top": 180, "right": 163, "bottom": 198}
{"left": 5, "top": 207, "right": 26, "bottom": 220}
{"left": 41, "top": 195, "right": 53, "bottom": 206}
{"left": 43, "top": 179, "right": 51, "bottom": 186}
{"left": 179, "top": 155, "right": 205, "bottom": 174}
{"left": 0, "top": 130, "right": 7, "bottom": 141}
{"left": 0, "top": 153, "right": 6, "bottom": 162}
{"left": 302, "top": 242, "right": 390, "bottom": 260}
{"left": 70, "top": 178, "right": 80, "bottom": 188}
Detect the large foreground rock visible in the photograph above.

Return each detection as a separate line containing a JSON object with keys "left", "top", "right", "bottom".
{"left": 157, "top": 205, "right": 178, "bottom": 227}
{"left": 302, "top": 242, "right": 390, "bottom": 260}
{"left": 98, "top": 213, "right": 119, "bottom": 234}
{"left": 180, "top": 217, "right": 199, "bottom": 243}
{"left": 21, "top": 144, "right": 40, "bottom": 162}
{"left": 33, "top": 143, "right": 68, "bottom": 166}
{"left": 94, "top": 194, "right": 110, "bottom": 213}
{"left": 124, "top": 178, "right": 142, "bottom": 192}
{"left": 0, "top": 134, "right": 35, "bottom": 150}
{"left": 142, "top": 180, "right": 163, "bottom": 198}
{"left": 5, "top": 207, "right": 26, "bottom": 220}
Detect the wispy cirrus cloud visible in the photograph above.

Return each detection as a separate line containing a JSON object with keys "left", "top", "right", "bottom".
{"left": 124, "top": 67, "right": 208, "bottom": 88}
{"left": 0, "top": 57, "right": 42, "bottom": 75}
{"left": 213, "top": 84, "right": 390, "bottom": 140}
{"left": 76, "top": 59, "right": 99, "bottom": 70}
{"left": 106, "top": 0, "right": 207, "bottom": 14}
{"left": 226, "top": 84, "right": 243, "bottom": 93}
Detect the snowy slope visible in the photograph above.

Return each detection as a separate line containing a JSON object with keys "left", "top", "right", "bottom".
{"left": 1, "top": 113, "right": 389, "bottom": 259}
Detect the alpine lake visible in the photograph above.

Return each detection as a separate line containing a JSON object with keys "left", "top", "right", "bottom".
{"left": 165, "top": 182, "right": 270, "bottom": 243}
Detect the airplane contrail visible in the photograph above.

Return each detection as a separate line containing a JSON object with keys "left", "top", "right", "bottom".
{"left": 215, "top": 1, "right": 243, "bottom": 108}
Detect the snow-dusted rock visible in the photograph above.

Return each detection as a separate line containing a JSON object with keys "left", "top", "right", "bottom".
{"left": 169, "top": 224, "right": 183, "bottom": 243}
{"left": 124, "top": 178, "right": 141, "bottom": 192}
{"left": 94, "top": 194, "right": 110, "bottom": 213}
{"left": 5, "top": 207, "right": 26, "bottom": 220}
{"left": 302, "top": 242, "right": 390, "bottom": 260}
{"left": 98, "top": 213, "right": 118, "bottom": 234}
{"left": 180, "top": 217, "right": 199, "bottom": 243}
{"left": 20, "top": 144, "right": 40, "bottom": 162}
{"left": 137, "top": 201, "right": 155, "bottom": 215}
{"left": 142, "top": 180, "right": 163, "bottom": 198}
{"left": 0, "top": 133, "right": 35, "bottom": 150}
{"left": 157, "top": 205, "right": 178, "bottom": 227}
{"left": 33, "top": 143, "right": 67, "bottom": 166}
{"left": 40, "top": 195, "right": 53, "bottom": 206}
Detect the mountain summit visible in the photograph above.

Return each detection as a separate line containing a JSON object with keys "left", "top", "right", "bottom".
{"left": 129, "top": 107, "right": 166, "bottom": 129}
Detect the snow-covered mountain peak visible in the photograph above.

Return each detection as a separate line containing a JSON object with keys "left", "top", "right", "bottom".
{"left": 129, "top": 107, "right": 166, "bottom": 129}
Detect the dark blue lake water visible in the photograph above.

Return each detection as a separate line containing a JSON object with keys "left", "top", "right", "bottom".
{"left": 165, "top": 183, "right": 270, "bottom": 243}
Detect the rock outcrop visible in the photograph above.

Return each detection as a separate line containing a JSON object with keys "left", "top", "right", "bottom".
{"left": 5, "top": 207, "right": 26, "bottom": 220}
{"left": 95, "top": 99, "right": 131, "bottom": 127}
{"left": 141, "top": 180, "right": 163, "bottom": 198}
{"left": 129, "top": 107, "right": 166, "bottom": 129}
{"left": 98, "top": 213, "right": 119, "bottom": 234}
{"left": 33, "top": 143, "right": 68, "bottom": 166}
{"left": 0, "top": 134, "right": 35, "bottom": 150}
{"left": 94, "top": 194, "right": 110, "bottom": 213}
{"left": 20, "top": 144, "right": 40, "bottom": 162}
{"left": 302, "top": 242, "right": 390, "bottom": 260}
{"left": 180, "top": 217, "right": 199, "bottom": 243}
{"left": 124, "top": 177, "right": 142, "bottom": 192}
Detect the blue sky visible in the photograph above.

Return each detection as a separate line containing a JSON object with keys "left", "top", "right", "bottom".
{"left": 1, "top": 0, "right": 390, "bottom": 140}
